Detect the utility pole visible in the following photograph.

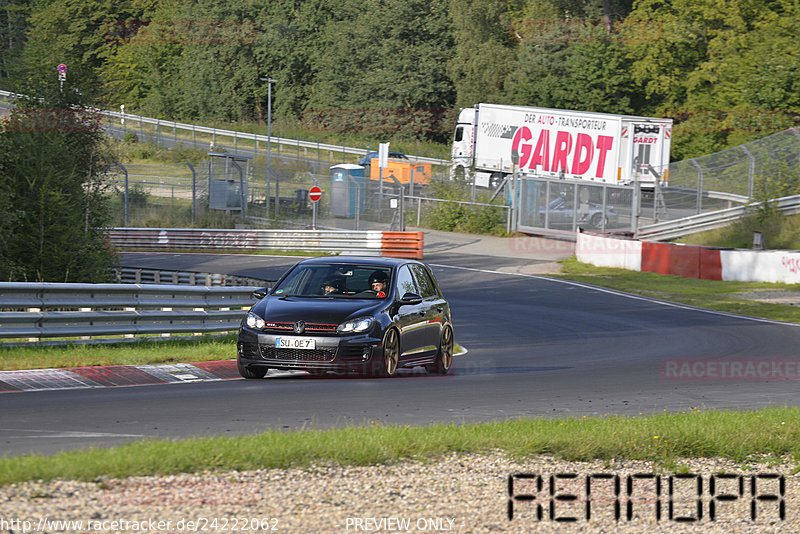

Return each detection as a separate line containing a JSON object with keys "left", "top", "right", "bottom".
{"left": 260, "top": 77, "right": 277, "bottom": 218}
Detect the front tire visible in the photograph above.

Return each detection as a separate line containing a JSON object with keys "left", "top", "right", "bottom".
{"left": 427, "top": 326, "right": 454, "bottom": 375}
{"left": 238, "top": 361, "right": 268, "bottom": 379}
{"left": 374, "top": 329, "right": 399, "bottom": 378}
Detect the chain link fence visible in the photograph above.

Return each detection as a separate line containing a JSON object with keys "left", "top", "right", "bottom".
{"left": 102, "top": 117, "right": 800, "bottom": 239}
{"left": 105, "top": 160, "right": 428, "bottom": 232}
{"left": 517, "top": 177, "right": 634, "bottom": 235}
{"left": 664, "top": 128, "right": 800, "bottom": 215}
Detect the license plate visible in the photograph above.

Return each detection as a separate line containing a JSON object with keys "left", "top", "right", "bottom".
{"left": 275, "top": 337, "right": 315, "bottom": 349}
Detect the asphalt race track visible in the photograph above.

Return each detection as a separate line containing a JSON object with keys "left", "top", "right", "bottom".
{"left": 3, "top": 245, "right": 800, "bottom": 457}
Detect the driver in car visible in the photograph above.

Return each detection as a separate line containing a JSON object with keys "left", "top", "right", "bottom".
{"left": 368, "top": 271, "right": 389, "bottom": 297}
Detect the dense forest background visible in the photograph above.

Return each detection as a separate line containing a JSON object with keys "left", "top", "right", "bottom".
{"left": 1, "top": 0, "right": 799, "bottom": 160}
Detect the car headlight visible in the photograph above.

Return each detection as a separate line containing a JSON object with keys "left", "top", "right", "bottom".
{"left": 337, "top": 317, "right": 374, "bottom": 333}
{"left": 245, "top": 312, "right": 266, "bottom": 330}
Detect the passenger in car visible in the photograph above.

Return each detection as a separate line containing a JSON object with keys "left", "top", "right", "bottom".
{"left": 321, "top": 277, "right": 344, "bottom": 295}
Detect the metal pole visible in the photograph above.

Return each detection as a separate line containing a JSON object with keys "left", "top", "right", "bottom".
{"left": 114, "top": 162, "right": 129, "bottom": 227}
{"left": 690, "top": 159, "right": 703, "bottom": 214}
{"left": 261, "top": 77, "right": 276, "bottom": 218}
{"left": 789, "top": 128, "right": 800, "bottom": 182}
{"left": 632, "top": 180, "right": 641, "bottom": 235}
{"left": 186, "top": 162, "right": 197, "bottom": 224}
{"left": 355, "top": 181, "right": 360, "bottom": 231}
{"left": 312, "top": 201, "right": 317, "bottom": 230}
{"left": 400, "top": 186, "right": 405, "bottom": 231}
{"left": 741, "top": 146, "right": 755, "bottom": 199}
{"left": 379, "top": 167, "right": 384, "bottom": 209}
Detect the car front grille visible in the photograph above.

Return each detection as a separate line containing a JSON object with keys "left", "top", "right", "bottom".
{"left": 263, "top": 322, "right": 338, "bottom": 334}
{"left": 260, "top": 346, "right": 336, "bottom": 362}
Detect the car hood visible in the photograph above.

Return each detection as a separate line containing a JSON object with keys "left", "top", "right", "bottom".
{"left": 253, "top": 296, "right": 385, "bottom": 324}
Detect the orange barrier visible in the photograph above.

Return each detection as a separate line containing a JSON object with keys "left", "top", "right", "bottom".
{"left": 381, "top": 231, "right": 424, "bottom": 259}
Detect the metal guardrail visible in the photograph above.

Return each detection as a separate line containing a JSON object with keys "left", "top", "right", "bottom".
{"left": 106, "top": 227, "right": 424, "bottom": 258}
{"left": 113, "top": 267, "right": 272, "bottom": 287}
{"left": 637, "top": 194, "right": 800, "bottom": 241}
{"left": 0, "top": 282, "right": 257, "bottom": 344}
{"left": 0, "top": 90, "right": 449, "bottom": 166}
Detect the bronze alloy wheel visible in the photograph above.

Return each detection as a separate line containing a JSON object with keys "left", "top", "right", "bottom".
{"left": 427, "top": 326, "right": 453, "bottom": 375}
{"left": 380, "top": 328, "right": 399, "bottom": 377}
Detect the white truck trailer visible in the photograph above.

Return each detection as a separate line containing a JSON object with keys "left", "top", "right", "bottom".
{"left": 451, "top": 103, "right": 673, "bottom": 189}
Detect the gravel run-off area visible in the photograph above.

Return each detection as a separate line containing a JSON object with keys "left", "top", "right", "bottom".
{"left": 1, "top": 452, "right": 798, "bottom": 533}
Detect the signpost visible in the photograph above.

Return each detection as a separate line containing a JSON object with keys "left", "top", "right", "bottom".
{"left": 309, "top": 185, "right": 322, "bottom": 229}
{"left": 510, "top": 149, "right": 520, "bottom": 233}
{"left": 378, "top": 142, "right": 389, "bottom": 207}
{"left": 57, "top": 64, "right": 67, "bottom": 93}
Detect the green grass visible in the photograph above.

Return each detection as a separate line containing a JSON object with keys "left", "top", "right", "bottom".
{"left": 555, "top": 258, "right": 800, "bottom": 323}
{"left": 0, "top": 335, "right": 237, "bottom": 371}
{"left": 1, "top": 407, "right": 798, "bottom": 485}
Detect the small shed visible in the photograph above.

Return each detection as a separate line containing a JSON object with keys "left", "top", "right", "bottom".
{"left": 330, "top": 164, "right": 365, "bottom": 218}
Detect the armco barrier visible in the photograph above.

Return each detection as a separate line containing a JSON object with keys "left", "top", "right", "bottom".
{"left": 0, "top": 282, "right": 256, "bottom": 344}
{"left": 107, "top": 228, "right": 424, "bottom": 259}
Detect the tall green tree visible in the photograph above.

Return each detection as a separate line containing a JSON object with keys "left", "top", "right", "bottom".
{"left": 15, "top": 0, "right": 146, "bottom": 101}
{"left": 623, "top": 0, "right": 797, "bottom": 158}
{"left": 447, "top": 0, "right": 521, "bottom": 108}
{"left": 0, "top": 82, "right": 116, "bottom": 282}
{"left": 505, "top": 0, "right": 639, "bottom": 114}
{"left": 0, "top": 0, "right": 30, "bottom": 82}
{"left": 307, "top": 0, "right": 455, "bottom": 140}
{"left": 100, "top": 0, "right": 330, "bottom": 122}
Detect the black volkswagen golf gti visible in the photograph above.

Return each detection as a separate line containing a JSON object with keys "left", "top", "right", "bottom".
{"left": 236, "top": 256, "right": 454, "bottom": 378}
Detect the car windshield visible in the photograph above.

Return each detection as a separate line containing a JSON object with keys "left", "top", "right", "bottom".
{"left": 271, "top": 264, "right": 393, "bottom": 298}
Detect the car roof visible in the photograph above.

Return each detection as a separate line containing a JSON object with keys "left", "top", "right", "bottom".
{"left": 294, "top": 256, "right": 421, "bottom": 268}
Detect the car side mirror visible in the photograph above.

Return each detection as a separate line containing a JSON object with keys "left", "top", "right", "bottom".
{"left": 399, "top": 292, "right": 422, "bottom": 306}
{"left": 252, "top": 287, "right": 269, "bottom": 300}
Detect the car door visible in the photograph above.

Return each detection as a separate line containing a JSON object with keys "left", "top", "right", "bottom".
{"left": 394, "top": 264, "right": 427, "bottom": 360}
{"left": 409, "top": 263, "right": 444, "bottom": 356}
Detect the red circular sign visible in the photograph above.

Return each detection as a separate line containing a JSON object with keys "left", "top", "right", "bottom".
{"left": 57, "top": 64, "right": 67, "bottom": 73}
{"left": 309, "top": 186, "right": 322, "bottom": 202}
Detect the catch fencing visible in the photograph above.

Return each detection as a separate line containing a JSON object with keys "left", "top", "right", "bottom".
{"left": 103, "top": 162, "right": 435, "bottom": 232}
{"left": 0, "top": 282, "right": 256, "bottom": 345}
